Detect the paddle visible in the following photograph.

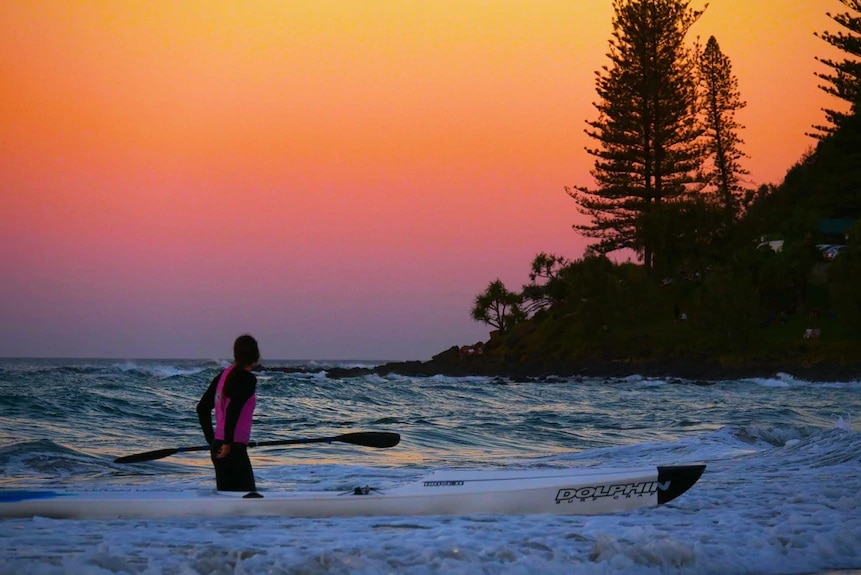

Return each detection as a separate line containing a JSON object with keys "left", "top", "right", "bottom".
{"left": 113, "top": 431, "right": 401, "bottom": 464}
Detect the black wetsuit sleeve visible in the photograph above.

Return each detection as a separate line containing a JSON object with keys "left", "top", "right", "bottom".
{"left": 222, "top": 370, "right": 256, "bottom": 445}
{"left": 196, "top": 372, "right": 221, "bottom": 445}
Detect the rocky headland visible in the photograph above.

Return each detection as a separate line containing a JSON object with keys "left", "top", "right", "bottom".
{"left": 264, "top": 345, "right": 861, "bottom": 383}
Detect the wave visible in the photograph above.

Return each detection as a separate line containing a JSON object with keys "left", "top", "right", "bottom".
{"left": 0, "top": 440, "right": 113, "bottom": 484}
{"left": 0, "top": 439, "right": 204, "bottom": 488}
{"left": 543, "top": 421, "right": 859, "bottom": 469}
{"left": 0, "top": 359, "right": 224, "bottom": 381}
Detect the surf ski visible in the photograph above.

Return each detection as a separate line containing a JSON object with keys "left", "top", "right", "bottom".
{"left": 0, "top": 464, "right": 705, "bottom": 520}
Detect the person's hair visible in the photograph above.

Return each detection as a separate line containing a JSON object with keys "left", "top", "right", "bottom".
{"left": 224, "top": 334, "right": 260, "bottom": 397}
{"left": 233, "top": 334, "right": 260, "bottom": 367}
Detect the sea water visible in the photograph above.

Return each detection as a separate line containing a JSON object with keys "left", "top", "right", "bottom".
{"left": 0, "top": 358, "right": 859, "bottom": 574}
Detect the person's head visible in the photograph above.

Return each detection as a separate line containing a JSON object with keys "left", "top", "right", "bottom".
{"left": 233, "top": 334, "right": 260, "bottom": 368}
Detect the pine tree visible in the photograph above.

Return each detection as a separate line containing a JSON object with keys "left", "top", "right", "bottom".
{"left": 698, "top": 35, "right": 750, "bottom": 218}
{"left": 567, "top": 0, "right": 705, "bottom": 272}
{"left": 811, "top": 0, "right": 861, "bottom": 137}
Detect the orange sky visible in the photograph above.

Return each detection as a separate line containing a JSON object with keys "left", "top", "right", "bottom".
{"left": 0, "top": 1, "right": 846, "bottom": 359}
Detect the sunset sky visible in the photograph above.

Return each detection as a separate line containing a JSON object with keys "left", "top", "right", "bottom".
{"left": 0, "top": 1, "right": 846, "bottom": 360}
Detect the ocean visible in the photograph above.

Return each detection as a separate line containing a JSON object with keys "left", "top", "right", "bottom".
{"left": 0, "top": 357, "right": 859, "bottom": 575}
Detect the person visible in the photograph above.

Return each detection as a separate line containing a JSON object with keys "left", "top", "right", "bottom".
{"left": 197, "top": 334, "right": 260, "bottom": 492}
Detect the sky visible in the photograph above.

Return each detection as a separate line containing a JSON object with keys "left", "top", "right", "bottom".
{"left": 0, "top": 1, "right": 847, "bottom": 361}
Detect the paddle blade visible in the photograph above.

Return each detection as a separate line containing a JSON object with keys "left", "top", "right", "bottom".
{"left": 114, "top": 447, "right": 180, "bottom": 464}
{"left": 334, "top": 432, "right": 400, "bottom": 449}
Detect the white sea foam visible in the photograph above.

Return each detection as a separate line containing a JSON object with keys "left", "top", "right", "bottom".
{"left": 745, "top": 373, "right": 796, "bottom": 387}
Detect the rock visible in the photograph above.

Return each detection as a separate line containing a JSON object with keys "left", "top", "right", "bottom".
{"left": 263, "top": 354, "right": 861, "bottom": 383}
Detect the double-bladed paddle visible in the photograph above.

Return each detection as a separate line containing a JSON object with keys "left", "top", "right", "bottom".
{"left": 113, "top": 431, "right": 401, "bottom": 464}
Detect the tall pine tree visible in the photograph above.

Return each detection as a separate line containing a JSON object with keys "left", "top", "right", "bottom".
{"left": 698, "top": 35, "right": 750, "bottom": 219}
{"left": 811, "top": 0, "right": 861, "bottom": 137}
{"left": 567, "top": 0, "right": 705, "bottom": 272}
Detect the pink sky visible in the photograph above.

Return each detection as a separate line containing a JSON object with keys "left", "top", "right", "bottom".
{"left": 0, "top": 1, "right": 845, "bottom": 360}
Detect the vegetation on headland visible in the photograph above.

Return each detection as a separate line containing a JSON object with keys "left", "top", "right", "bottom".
{"left": 462, "top": 0, "right": 861, "bottom": 380}
{"left": 266, "top": 1, "right": 860, "bottom": 382}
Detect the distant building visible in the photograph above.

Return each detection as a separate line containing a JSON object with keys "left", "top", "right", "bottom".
{"left": 757, "top": 239, "right": 784, "bottom": 253}
{"left": 756, "top": 219, "right": 856, "bottom": 257}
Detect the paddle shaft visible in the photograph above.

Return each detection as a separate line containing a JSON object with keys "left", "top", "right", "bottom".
{"left": 114, "top": 431, "right": 400, "bottom": 464}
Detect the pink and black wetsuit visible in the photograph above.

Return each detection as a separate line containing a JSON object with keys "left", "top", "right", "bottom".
{"left": 197, "top": 366, "right": 258, "bottom": 492}
{"left": 213, "top": 366, "right": 256, "bottom": 445}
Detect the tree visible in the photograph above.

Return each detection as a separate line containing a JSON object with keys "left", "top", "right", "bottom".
{"left": 811, "top": 0, "right": 861, "bottom": 137}
{"left": 698, "top": 35, "right": 751, "bottom": 218}
{"left": 693, "top": 263, "right": 759, "bottom": 352}
{"left": 567, "top": 0, "right": 705, "bottom": 273}
{"left": 470, "top": 279, "right": 525, "bottom": 333}
{"left": 555, "top": 255, "right": 652, "bottom": 345}
{"left": 521, "top": 252, "right": 571, "bottom": 316}
{"left": 634, "top": 194, "right": 725, "bottom": 277}
{"left": 828, "top": 221, "right": 861, "bottom": 335}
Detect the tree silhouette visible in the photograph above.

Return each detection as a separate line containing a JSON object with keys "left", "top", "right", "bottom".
{"left": 567, "top": 0, "right": 705, "bottom": 273}
{"left": 521, "top": 252, "right": 571, "bottom": 316}
{"left": 811, "top": 0, "right": 861, "bottom": 137}
{"left": 698, "top": 35, "right": 750, "bottom": 218}
{"left": 470, "top": 279, "right": 525, "bottom": 333}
